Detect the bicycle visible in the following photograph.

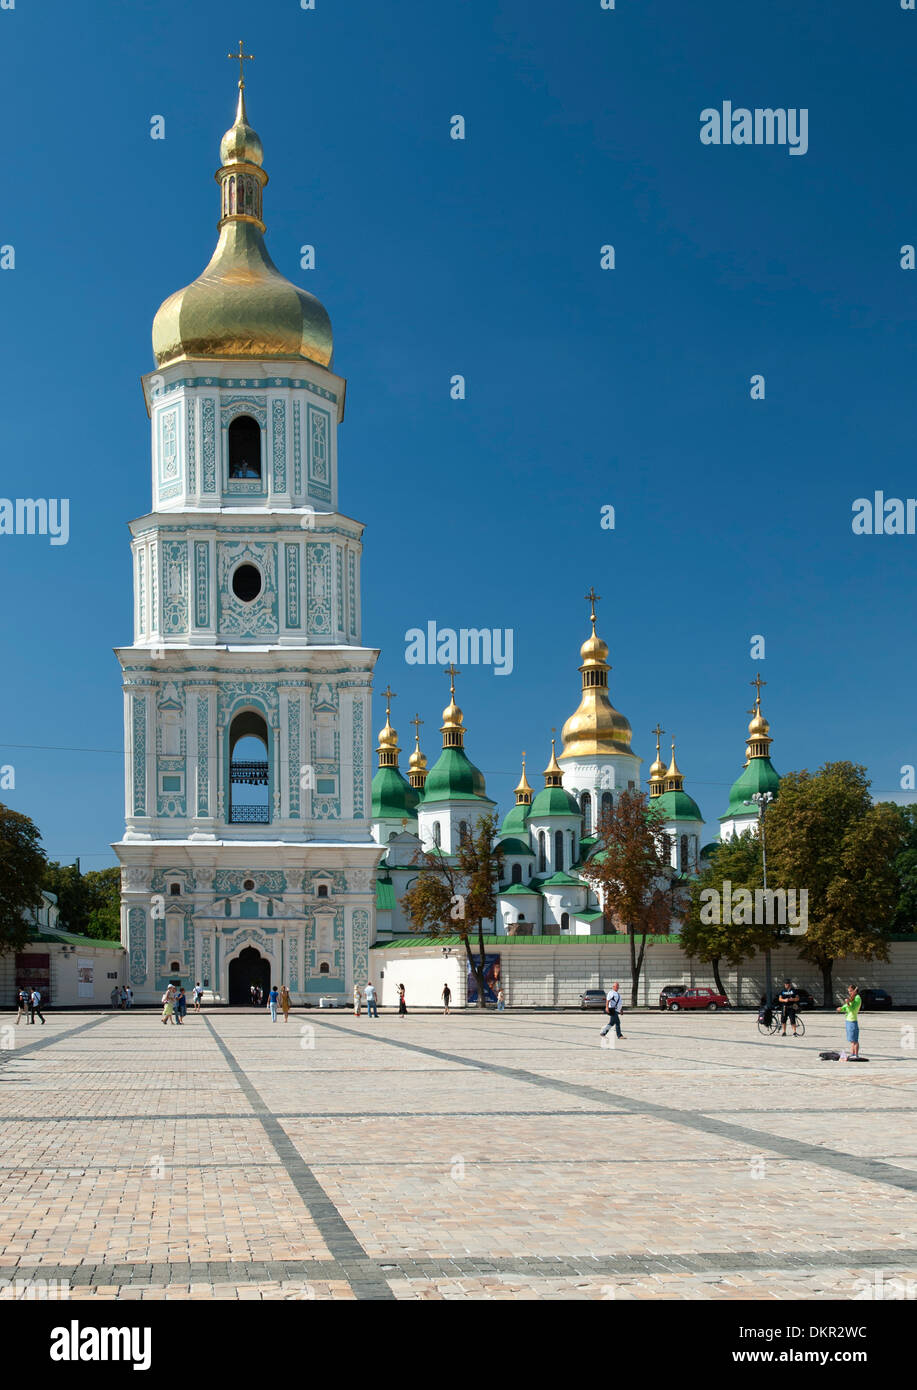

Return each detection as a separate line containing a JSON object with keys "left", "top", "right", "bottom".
{"left": 757, "top": 1009, "right": 805, "bottom": 1038}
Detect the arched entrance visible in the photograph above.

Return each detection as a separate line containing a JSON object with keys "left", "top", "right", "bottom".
{"left": 228, "top": 945, "right": 271, "bottom": 1005}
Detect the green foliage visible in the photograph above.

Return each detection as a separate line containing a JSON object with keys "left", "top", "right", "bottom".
{"left": 766, "top": 763, "right": 904, "bottom": 976}
{"left": 681, "top": 831, "right": 771, "bottom": 965}
{"left": 43, "top": 862, "right": 121, "bottom": 940}
{"left": 0, "top": 803, "right": 48, "bottom": 956}
{"left": 889, "top": 804, "right": 917, "bottom": 931}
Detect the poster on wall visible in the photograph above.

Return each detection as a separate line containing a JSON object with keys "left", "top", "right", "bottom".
{"left": 466, "top": 954, "right": 501, "bottom": 1004}
{"left": 77, "top": 959, "right": 94, "bottom": 999}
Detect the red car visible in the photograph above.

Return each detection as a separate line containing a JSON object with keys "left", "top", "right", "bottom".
{"left": 662, "top": 986, "right": 728, "bottom": 1012}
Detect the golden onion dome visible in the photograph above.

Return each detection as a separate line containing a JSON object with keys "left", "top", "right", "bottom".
{"left": 648, "top": 754, "right": 666, "bottom": 780}
{"left": 441, "top": 696, "right": 464, "bottom": 731}
{"left": 513, "top": 755, "right": 534, "bottom": 798}
{"left": 408, "top": 742, "right": 427, "bottom": 773}
{"left": 580, "top": 628, "right": 610, "bottom": 666}
{"left": 748, "top": 709, "right": 770, "bottom": 738}
{"left": 560, "top": 618, "right": 634, "bottom": 759}
{"left": 377, "top": 716, "right": 398, "bottom": 752}
{"left": 151, "top": 83, "right": 333, "bottom": 370}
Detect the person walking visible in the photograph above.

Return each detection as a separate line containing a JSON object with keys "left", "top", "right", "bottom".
{"left": 110, "top": 986, "right": 120, "bottom": 1010}
{"left": 398, "top": 983, "right": 407, "bottom": 1019}
{"left": 268, "top": 984, "right": 279, "bottom": 1023}
{"left": 837, "top": 984, "right": 863, "bottom": 1059}
{"left": 442, "top": 983, "right": 451, "bottom": 1016}
{"left": 175, "top": 987, "right": 187, "bottom": 1024}
{"left": 778, "top": 979, "right": 799, "bottom": 1037}
{"left": 600, "top": 981, "right": 623, "bottom": 1040}
{"left": 353, "top": 984, "right": 362, "bottom": 1017}
{"left": 280, "top": 984, "right": 291, "bottom": 1022}
{"left": 29, "top": 988, "right": 45, "bottom": 1025}
{"left": 125, "top": 986, "right": 133, "bottom": 1010}
{"left": 15, "top": 989, "right": 29, "bottom": 1025}
{"left": 191, "top": 982, "right": 202, "bottom": 1012}
{"left": 496, "top": 986, "right": 505, "bottom": 1011}
{"left": 119, "top": 986, "right": 128, "bottom": 1009}
{"left": 161, "top": 986, "right": 176, "bottom": 1025}
{"left": 364, "top": 981, "right": 378, "bottom": 1019}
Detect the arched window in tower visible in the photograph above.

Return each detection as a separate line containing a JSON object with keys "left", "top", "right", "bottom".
{"left": 458, "top": 820, "right": 468, "bottom": 844}
{"left": 681, "top": 834, "right": 689, "bottom": 873}
{"left": 538, "top": 831, "right": 546, "bottom": 874}
{"left": 228, "top": 709, "right": 270, "bottom": 825}
{"left": 511, "top": 862, "right": 522, "bottom": 885}
{"left": 228, "top": 415, "right": 262, "bottom": 480}
{"left": 432, "top": 821, "right": 441, "bottom": 848}
{"left": 228, "top": 175, "right": 236, "bottom": 214}
{"left": 554, "top": 830, "right": 564, "bottom": 872}
{"left": 560, "top": 911, "right": 570, "bottom": 932}
{"left": 601, "top": 791, "right": 613, "bottom": 823}
{"left": 661, "top": 831, "right": 672, "bottom": 866}
{"left": 580, "top": 791, "right": 592, "bottom": 834}
{"left": 317, "top": 884, "right": 328, "bottom": 899}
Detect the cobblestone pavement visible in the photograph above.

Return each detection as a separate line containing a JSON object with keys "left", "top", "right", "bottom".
{"left": 2, "top": 1008, "right": 916, "bottom": 1300}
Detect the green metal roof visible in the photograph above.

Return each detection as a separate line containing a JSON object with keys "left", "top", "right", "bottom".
{"left": 653, "top": 788, "right": 704, "bottom": 823}
{"left": 575, "top": 910, "right": 605, "bottom": 922}
{"left": 371, "top": 765, "right": 419, "bottom": 820}
{"left": 500, "top": 802, "right": 531, "bottom": 837}
{"left": 499, "top": 881, "right": 542, "bottom": 896}
{"left": 539, "top": 870, "right": 585, "bottom": 887}
{"left": 27, "top": 929, "right": 124, "bottom": 952}
{"left": 422, "top": 745, "right": 490, "bottom": 803}
{"left": 720, "top": 756, "right": 780, "bottom": 820}
{"left": 375, "top": 876, "right": 397, "bottom": 912}
{"left": 498, "top": 836, "right": 534, "bottom": 856}
{"left": 529, "top": 785, "right": 582, "bottom": 819}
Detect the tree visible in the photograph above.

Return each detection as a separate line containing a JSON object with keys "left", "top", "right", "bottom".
{"left": 0, "top": 803, "right": 48, "bottom": 956}
{"left": 888, "top": 804, "right": 917, "bottom": 932}
{"left": 765, "top": 763, "right": 904, "bottom": 1004}
{"left": 401, "top": 814, "right": 503, "bottom": 1009}
{"left": 681, "top": 831, "right": 770, "bottom": 1001}
{"left": 43, "top": 863, "right": 121, "bottom": 940}
{"left": 580, "top": 788, "right": 681, "bottom": 1007}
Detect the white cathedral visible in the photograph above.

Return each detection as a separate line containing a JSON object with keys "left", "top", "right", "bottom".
{"left": 116, "top": 73, "right": 780, "bottom": 1003}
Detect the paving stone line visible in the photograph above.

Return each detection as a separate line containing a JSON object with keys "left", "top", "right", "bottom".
{"left": 8, "top": 1245, "right": 917, "bottom": 1289}
{"left": 308, "top": 1015, "right": 917, "bottom": 1198}
{"left": 0, "top": 1015, "right": 114, "bottom": 1071}
{"left": 201, "top": 1015, "right": 394, "bottom": 1302}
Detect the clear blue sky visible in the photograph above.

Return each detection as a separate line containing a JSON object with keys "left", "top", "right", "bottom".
{"left": 1, "top": 0, "right": 914, "bottom": 867}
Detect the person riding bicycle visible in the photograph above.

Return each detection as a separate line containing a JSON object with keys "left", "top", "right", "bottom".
{"left": 778, "top": 978, "right": 799, "bottom": 1037}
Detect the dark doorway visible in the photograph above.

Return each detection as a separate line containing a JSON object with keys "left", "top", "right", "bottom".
{"left": 228, "top": 946, "right": 271, "bottom": 1005}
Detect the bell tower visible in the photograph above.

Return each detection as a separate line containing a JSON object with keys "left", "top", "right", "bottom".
{"left": 114, "top": 59, "right": 382, "bottom": 1003}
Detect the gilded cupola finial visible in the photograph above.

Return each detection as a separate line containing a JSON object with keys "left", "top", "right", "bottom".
{"left": 543, "top": 730, "right": 564, "bottom": 787}
{"left": 377, "top": 685, "right": 400, "bottom": 767}
{"left": 665, "top": 736, "right": 685, "bottom": 792}
{"left": 648, "top": 722, "right": 666, "bottom": 797}
{"left": 441, "top": 664, "right": 465, "bottom": 748}
{"left": 745, "top": 672, "right": 773, "bottom": 759}
{"left": 228, "top": 39, "right": 255, "bottom": 90}
{"left": 514, "top": 752, "right": 534, "bottom": 805}
{"left": 408, "top": 712, "right": 428, "bottom": 789}
{"left": 559, "top": 589, "right": 634, "bottom": 761}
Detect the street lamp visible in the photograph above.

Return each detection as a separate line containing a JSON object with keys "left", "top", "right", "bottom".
{"left": 745, "top": 791, "right": 774, "bottom": 1004}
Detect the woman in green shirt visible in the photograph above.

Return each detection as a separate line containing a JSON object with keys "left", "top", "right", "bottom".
{"left": 837, "top": 985, "right": 862, "bottom": 1057}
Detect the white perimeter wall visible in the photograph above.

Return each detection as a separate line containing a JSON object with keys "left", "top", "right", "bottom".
{"left": 370, "top": 940, "right": 917, "bottom": 1008}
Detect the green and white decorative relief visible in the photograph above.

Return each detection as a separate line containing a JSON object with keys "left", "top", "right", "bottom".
{"left": 161, "top": 541, "right": 188, "bottom": 634}
{"left": 284, "top": 543, "right": 300, "bottom": 628}
{"left": 271, "top": 399, "right": 287, "bottom": 493}
{"left": 217, "top": 542, "right": 279, "bottom": 638}
{"left": 201, "top": 397, "right": 217, "bottom": 493}
{"left": 306, "top": 543, "right": 332, "bottom": 635}
{"left": 307, "top": 404, "right": 331, "bottom": 503}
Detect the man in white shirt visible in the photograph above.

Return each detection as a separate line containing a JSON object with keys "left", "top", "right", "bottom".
{"left": 29, "top": 989, "right": 45, "bottom": 1026}
{"left": 600, "top": 981, "right": 623, "bottom": 1040}
{"left": 364, "top": 981, "right": 378, "bottom": 1019}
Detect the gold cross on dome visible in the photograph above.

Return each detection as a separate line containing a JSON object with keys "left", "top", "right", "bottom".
{"left": 381, "top": 684, "right": 396, "bottom": 705}
{"left": 585, "top": 587, "right": 601, "bottom": 625}
{"left": 750, "top": 672, "right": 767, "bottom": 704}
{"left": 410, "top": 714, "right": 424, "bottom": 740}
{"left": 228, "top": 40, "right": 255, "bottom": 88}
{"left": 651, "top": 722, "right": 664, "bottom": 752}
{"left": 444, "top": 664, "right": 460, "bottom": 694}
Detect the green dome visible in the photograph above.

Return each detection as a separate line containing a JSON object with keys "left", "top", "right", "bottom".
{"left": 422, "top": 746, "right": 488, "bottom": 803}
{"left": 720, "top": 757, "right": 780, "bottom": 821}
{"left": 498, "top": 836, "right": 535, "bottom": 857}
{"left": 500, "top": 801, "right": 531, "bottom": 837}
{"left": 371, "top": 766, "right": 419, "bottom": 820}
{"left": 654, "top": 789, "right": 704, "bottom": 823}
{"left": 529, "top": 785, "right": 581, "bottom": 819}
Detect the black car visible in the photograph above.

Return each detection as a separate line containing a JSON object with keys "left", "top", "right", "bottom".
{"left": 771, "top": 988, "right": 819, "bottom": 1010}
{"left": 859, "top": 988, "right": 893, "bottom": 1010}
{"left": 579, "top": 989, "right": 607, "bottom": 1011}
{"left": 659, "top": 984, "right": 688, "bottom": 1011}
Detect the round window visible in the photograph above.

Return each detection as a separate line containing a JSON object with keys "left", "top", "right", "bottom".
{"left": 243, "top": 878, "right": 255, "bottom": 891}
{"left": 232, "top": 564, "right": 262, "bottom": 603}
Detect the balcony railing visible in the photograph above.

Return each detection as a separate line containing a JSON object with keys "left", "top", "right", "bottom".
{"left": 229, "top": 805, "right": 270, "bottom": 824}
{"left": 230, "top": 760, "right": 269, "bottom": 786}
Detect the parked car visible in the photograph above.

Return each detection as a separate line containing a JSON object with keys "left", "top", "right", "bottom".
{"left": 659, "top": 984, "right": 689, "bottom": 1011}
{"left": 859, "top": 988, "right": 893, "bottom": 1010}
{"left": 662, "top": 986, "right": 729, "bottom": 1012}
{"left": 579, "top": 988, "right": 608, "bottom": 1010}
{"left": 771, "top": 988, "right": 819, "bottom": 1010}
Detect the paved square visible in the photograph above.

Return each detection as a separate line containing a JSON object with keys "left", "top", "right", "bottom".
{"left": 2, "top": 1007, "right": 916, "bottom": 1300}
